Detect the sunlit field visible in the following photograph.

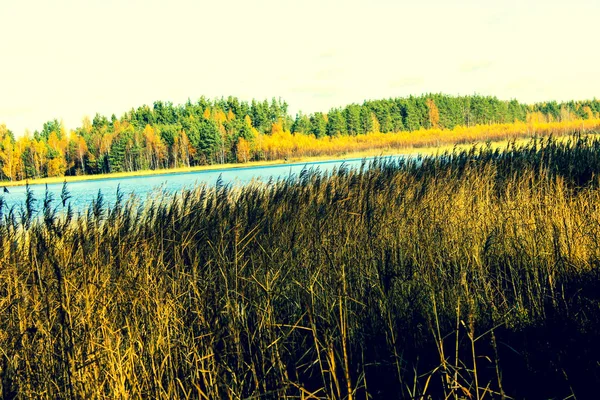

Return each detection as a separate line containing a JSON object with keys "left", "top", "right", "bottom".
{"left": 3, "top": 0, "right": 600, "bottom": 397}
{"left": 1, "top": 133, "right": 599, "bottom": 399}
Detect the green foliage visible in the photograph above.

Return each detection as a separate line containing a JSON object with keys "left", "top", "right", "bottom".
{"left": 186, "top": 119, "right": 221, "bottom": 163}
{"left": 157, "top": 124, "right": 180, "bottom": 147}
{"left": 291, "top": 112, "right": 312, "bottom": 134}
{"left": 229, "top": 118, "right": 252, "bottom": 141}
{"left": 108, "top": 132, "right": 129, "bottom": 172}
{"left": 359, "top": 106, "right": 374, "bottom": 133}
{"left": 20, "top": 147, "right": 37, "bottom": 178}
{"left": 92, "top": 113, "right": 110, "bottom": 129}
{"left": 35, "top": 119, "right": 62, "bottom": 141}
{"left": 325, "top": 108, "right": 347, "bottom": 136}
{"left": 310, "top": 112, "right": 328, "bottom": 138}
{"left": 344, "top": 104, "right": 362, "bottom": 135}
{"left": 153, "top": 101, "right": 178, "bottom": 125}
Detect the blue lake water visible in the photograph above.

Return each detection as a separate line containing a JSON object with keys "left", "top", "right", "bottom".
{"left": 0, "top": 155, "right": 408, "bottom": 215}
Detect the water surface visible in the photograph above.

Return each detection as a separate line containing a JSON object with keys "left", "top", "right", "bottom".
{"left": 0, "top": 155, "right": 407, "bottom": 215}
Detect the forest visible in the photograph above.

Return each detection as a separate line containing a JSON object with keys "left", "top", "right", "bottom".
{"left": 1, "top": 94, "right": 600, "bottom": 181}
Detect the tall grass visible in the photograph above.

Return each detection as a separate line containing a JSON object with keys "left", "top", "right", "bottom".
{"left": 1, "top": 134, "right": 600, "bottom": 399}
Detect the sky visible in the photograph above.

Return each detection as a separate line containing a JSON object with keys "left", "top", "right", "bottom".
{"left": 1, "top": 0, "right": 599, "bottom": 135}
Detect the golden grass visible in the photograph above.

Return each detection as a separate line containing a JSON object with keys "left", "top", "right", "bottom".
{"left": 1, "top": 135, "right": 600, "bottom": 398}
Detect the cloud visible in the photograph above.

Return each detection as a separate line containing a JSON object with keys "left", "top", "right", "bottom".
{"left": 388, "top": 77, "right": 425, "bottom": 89}
{"left": 313, "top": 68, "right": 345, "bottom": 80}
{"left": 0, "top": 106, "right": 34, "bottom": 117}
{"left": 506, "top": 78, "right": 536, "bottom": 91}
{"left": 317, "top": 50, "right": 338, "bottom": 60}
{"left": 289, "top": 85, "right": 339, "bottom": 98}
{"left": 460, "top": 60, "right": 494, "bottom": 73}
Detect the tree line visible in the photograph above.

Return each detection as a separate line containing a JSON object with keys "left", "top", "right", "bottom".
{"left": 1, "top": 94, "right": 599, "bottom": 180}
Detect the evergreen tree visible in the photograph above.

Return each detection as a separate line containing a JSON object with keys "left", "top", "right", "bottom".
{"left": 251, "top": 100, "right": 269, "bottom": 133}
{"left": 326, "top": 109, "right": 347, "bottom": 136}
{"left": 402, "top": 99, "right": 421, "bottom": 131}
{"left": 344, "top": 105, "right": 362, "bottom": 135}
{"left": 310, "top": 113, "right": 328, "bottom": 138}
{"left": 37, "top": 119, "right": 63, "bottom": 141}
{"left": 291, "top": 112, "right": 312, "bottom": 134}
{"left": 186, "top": 119, "right": 221, "bottom": 164}
{"left": 359, "top": 107, "right": 374, "bottom": 134}
{"left": 108, "top": 133, "right": 129, "bottom": 172}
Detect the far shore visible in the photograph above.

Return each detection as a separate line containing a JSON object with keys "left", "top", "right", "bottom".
{"left": 0, "top": 135, "right": 575, "bottom": 187}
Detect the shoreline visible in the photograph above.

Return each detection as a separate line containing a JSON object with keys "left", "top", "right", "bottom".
{"left": 0, "top": 135, "right": 570, "bottom": 187}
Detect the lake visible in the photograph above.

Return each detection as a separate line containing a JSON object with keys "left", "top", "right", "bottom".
{"left": 0, "top": 155, "right": 408, "bottom": 215}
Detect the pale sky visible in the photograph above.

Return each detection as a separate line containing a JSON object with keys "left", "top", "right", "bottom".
{"left": 1, "top": 0, "right": 599, "bottom": 135}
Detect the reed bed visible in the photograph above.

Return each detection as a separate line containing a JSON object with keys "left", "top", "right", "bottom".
{"left": 1, "top": 135, "right": 600, "bottom": 399}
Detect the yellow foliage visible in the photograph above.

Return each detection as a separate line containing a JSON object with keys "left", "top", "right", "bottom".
{"left": 47, "top": 156, "right": 66, "bottom": 177}
{"left": 176, "top": 130, "right": 193, "bottom": 167}
{"left": 82, "top": 116, "right": 92, "bottom": 133}
{"left": 271, "top": 120, "right": 284, "bottom": 135}
{"left": 253, "top": 118, "right": 600, "bottom": 161}
{"left": 426, "top": 98, "right": 440, "bottom": 128}
{"left": 236, "top": 137, "right": 251, "bottom": 163}
{"left": 227, "top": 109, "right": 235, "bottom": 121}
{"left": 48, "top": 131, "right": 67, "bottom": 154}
{"left": 100, "top": 134, "right": 113, "bottom": 155}
{"left": 66, "top": 132, "right": 89, "bottom": 174}
{"left": 213, "top": 109, "right": 227, "bottom": 124}
{"left": 371, "top": 113, "right": 380, "bottom": 134}
{"left": 12, "top": 140, "right": 25, "bottom": 180}
{"left": 0, "top": 134, "right": 15, "bottom": 180}
{"left": 143, "top": 125, "right": 166, "bottom": 169}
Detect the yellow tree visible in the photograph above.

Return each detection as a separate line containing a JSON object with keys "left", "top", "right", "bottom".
{"left": 213, "top": 109, "right": 227, "bottom": 125}
{"left": 81, "top": 115, "right": 92, "bottom": 134}
{"left": 173, "top": 135, "right": 181, "bottom": 168}
{"left": 560, "top": 106, "right": 576, "bottom": 122}
{"left": 227, "top": 109, "right": 235, "bottom": 122}
{"left": 236, "top": 137, "right": 251, "bottom": 163}
{"left": 0, "top": 131, "right": 15, "bottom": 181}
{"left": 100, "top": 134, "right": 113, "bottom": 160}
{"left": 426, "top": 98, "right": 440, "bottom": 128}
{"left": 46, "top": 131, "right": 67, "bottom": 177}
{"left": 14, "top": 134, "right": 32, "bottom": 179}
{"left": 211, "top": 110, "right": 228, "bottom": 163}
{"left": 0, "top": 125, "right": 26, "bottom": 181}
{"left": 143, "top": 125, "right": 166, "bottom": 169}
{"left": 94, "top": 131, "right": 113, "bottom": 173}
{"left": 68, "top": 132, "right": 88, "bottom": 174}
{"left": 177, "top": 130, "right": 192, "bottom": 168}
{"left": 271, "top": 120, "right": 284, "bottom": 135}
{"left": 12, "top": 139, "right": 24, "bottom": 181}
{"left": 32, "top": 139, "right": 48, "bottom": 178}
{"left": 77, "top": 136, "right": 88, "bottom": 174}
{"left": 370, "top": 113, "right": 381, "bottom": 134}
